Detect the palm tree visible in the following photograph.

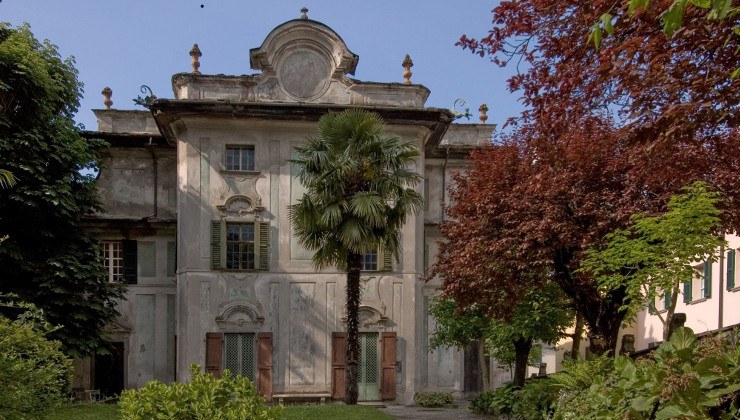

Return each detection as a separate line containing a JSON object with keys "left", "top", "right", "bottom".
{"left": 289, "top": 109, "right": 423, "bottom": 404}
{"left": 0, "top": 169, "right": 14, "bottom": 189}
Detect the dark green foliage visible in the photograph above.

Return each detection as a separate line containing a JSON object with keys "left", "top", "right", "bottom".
{"left": 413, "top": 392, "right": 454, "bottom": 407}
{"left": 0, "top": 297, "right": 72, "bottom": 418}
{"left": 429, "top": 285, "right": 573, "bottom": 387}
{"left": 0, "top": 23, "right": 122, "bottom": 356}
{"left": 119, "top": 365, "right": 281, "bottom": 420}
{"left": 427, "top": 298, "right": 489, "bottom": 349}
{"left": 469, "top": 380, "right": 556, "bottom": 418}
{"left": 550, "top": 328, "right": 740, "bottom": 419}
{"left": 470, "top": 385, "right": 518, "bottom": 416}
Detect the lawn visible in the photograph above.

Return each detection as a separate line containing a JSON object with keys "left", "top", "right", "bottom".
{"left": 44, "top": 402, "right": 393, "bottom": 420}
{"left": 280, "top": 403, "right": 393, "bottom": 420}
{"left": 44, "top": 403, "right": 120, "bottom": 420}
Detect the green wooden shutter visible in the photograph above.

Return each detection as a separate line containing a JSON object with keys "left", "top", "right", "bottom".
{"left": 648, "top": 299, "right": 657, "bottom": 314}
{"left": 122, "top": 239, "right": 137, "bottom": 284}
{"left": 255, "top": 222, "right": 270, "bottom": 271}
{"left": 379, "top": 247, "right": 393, "bottom": 272}
{"left": 682, "top": 271, "right": 693, "bottom": 303}
{"left": 703, "top": 260, "right": 712, "bottom": 298}
{"left": 211, "top": 220, "right": 224, "bottom": 269}
{"left": 727, "top": 249, "right": 735, "bottom": 290}
{"left": 663, "top": 291, "right": 671, "bottom": 311}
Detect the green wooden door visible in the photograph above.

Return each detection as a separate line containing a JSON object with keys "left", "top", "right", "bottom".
{"left": 358, "top": 332, "right": 380, "bottom": 401}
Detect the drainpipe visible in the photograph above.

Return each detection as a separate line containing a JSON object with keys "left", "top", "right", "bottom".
{"left": 143, "top": 137, "right": 158, "bottom": 220}
{"left": 718, "top": 243, "right": 724, "bottom": 330}
{"left": 441, "top": 147, "right": 449, "bottom": 221}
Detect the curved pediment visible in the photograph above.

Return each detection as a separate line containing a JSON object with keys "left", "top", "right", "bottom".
{"left": 170, "top": 13, "right": 429, "bottom": 107}
{"left": 216, "top": 300, "right": 264, "bottom": 327}
{"left": 249, "top": 18, "right": 358, "bottom": 79}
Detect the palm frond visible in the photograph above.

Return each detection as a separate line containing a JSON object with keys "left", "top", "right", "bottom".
{"left": 0, "top": 169, "right": 15, "bottom": 189}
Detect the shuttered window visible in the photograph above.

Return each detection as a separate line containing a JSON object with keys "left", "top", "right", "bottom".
{"left": 362, "top": 248, "right": 393, "bottom": 272}
{"left": 102, "top": 240, "right": 137, "bottom": 284}
{"left": 211, "top": 220, "right": 269, "bottom": 270}
{"left": 102, "top": 241, "right": 124, "bottom": 283}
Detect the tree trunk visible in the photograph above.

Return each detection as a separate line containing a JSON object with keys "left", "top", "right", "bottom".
{"left": 512, "top": 336, "right": 532, "bottom": 388}
{"left": 344, "top": 252, "right": 363, "bottom": 405}
{"left": 552, "top": 250, "right": 626, "bottom": 356}
{"left": 570, "top": 312, "right": 583, "bottom": 360}
{"left": 477, "top": 339, "right": 491, "bottom": 392}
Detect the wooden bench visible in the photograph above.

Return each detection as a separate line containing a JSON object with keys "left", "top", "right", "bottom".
{"left": 272, "top": 393, "right": 332, "bottom": 405}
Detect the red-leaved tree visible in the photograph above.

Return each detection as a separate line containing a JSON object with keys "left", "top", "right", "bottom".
{"left": 436, "top": 0, "right": 740, "bottom": 354}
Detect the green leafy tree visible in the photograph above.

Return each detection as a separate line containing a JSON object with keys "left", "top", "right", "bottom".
{"left": 0, "top": 23, "right": 123, "bottom": 355}
{"left": 428, "top": 298, "right": 493, "bottom": 391}
{"left": 581, "top": 182, "right": 725, "bottom": 341}
{"left": 289, "top": 109, "right": 423, "bottom": 404}
{"left": 430, "top": 284, "right": 572, "bottom": 388}
{"left": 0, "top": 295, "right": 72, "bottom": 418}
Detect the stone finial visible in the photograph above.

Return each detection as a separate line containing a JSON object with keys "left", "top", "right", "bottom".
{"left": 189, "top": 43, "right": 202, "bottom": 75}
{"left": 300, "top": 7, "right": 308, "bottom": 20}
{"left": 402, "top": 54, "right": 414, "bottom": 85}
{"left": 101, "top": 87, "right": 113, "bottom": 110}
{"left": 479, "top": 104, "right": 488, "bottom": 124}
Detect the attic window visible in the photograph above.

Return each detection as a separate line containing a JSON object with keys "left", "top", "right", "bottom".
{"left": 226, "top": 146, "right": 255, "bottom": 171}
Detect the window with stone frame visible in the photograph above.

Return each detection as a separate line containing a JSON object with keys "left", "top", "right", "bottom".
{"left": 226, "top": 223, "right": 255, "bottom": 270}
{"left": 225, "top": 145, "right": 255, "bottom": 172}
{"left": 101, "top": 240, "right": 137, "bottom": 283}
{"left": 211, "top": 220, "right": 269, "bottom": 271}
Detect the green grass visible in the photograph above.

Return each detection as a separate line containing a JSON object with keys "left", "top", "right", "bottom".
{"left": 44, "top": 402, "right": 392, "bottom": 420}
{"left": 44, "top": 403, "right": 120, "bottom": 420}
{"left": 279, "top": 403, "right": 393, "bottom": 420}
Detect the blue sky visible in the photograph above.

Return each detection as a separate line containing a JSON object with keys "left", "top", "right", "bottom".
{"left": 3, "top": 1, "right": 523, "bottom": 131}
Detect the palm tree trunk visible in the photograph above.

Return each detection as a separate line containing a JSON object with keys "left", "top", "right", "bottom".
{"left": 344, "top": 252, "right": 363, "bottom": 405}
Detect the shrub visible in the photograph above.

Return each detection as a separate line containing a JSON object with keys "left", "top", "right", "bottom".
{"left": 413, "top": 391, "right": 454, "bottom": 407}
{"left": 119, "top": 364, "right": 281, "bottom": 420}
{"left": 513, "top": 377, "right": 557, "bottom": 418}
{"left": 469, "top": 385, "right": 517, "bottom": 416}
{"left": 551, "top": 328, "right": 740, "bottom": 419}
{"left": 470, "top": 380, "right": 557, "bottom": 418}
{"left": 0, "top": 298, "right": 72, "bottom": 418}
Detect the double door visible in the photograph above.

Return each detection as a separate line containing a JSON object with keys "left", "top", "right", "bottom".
{"left": 332, "top": 331, "right": 396, "bottom": 401}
